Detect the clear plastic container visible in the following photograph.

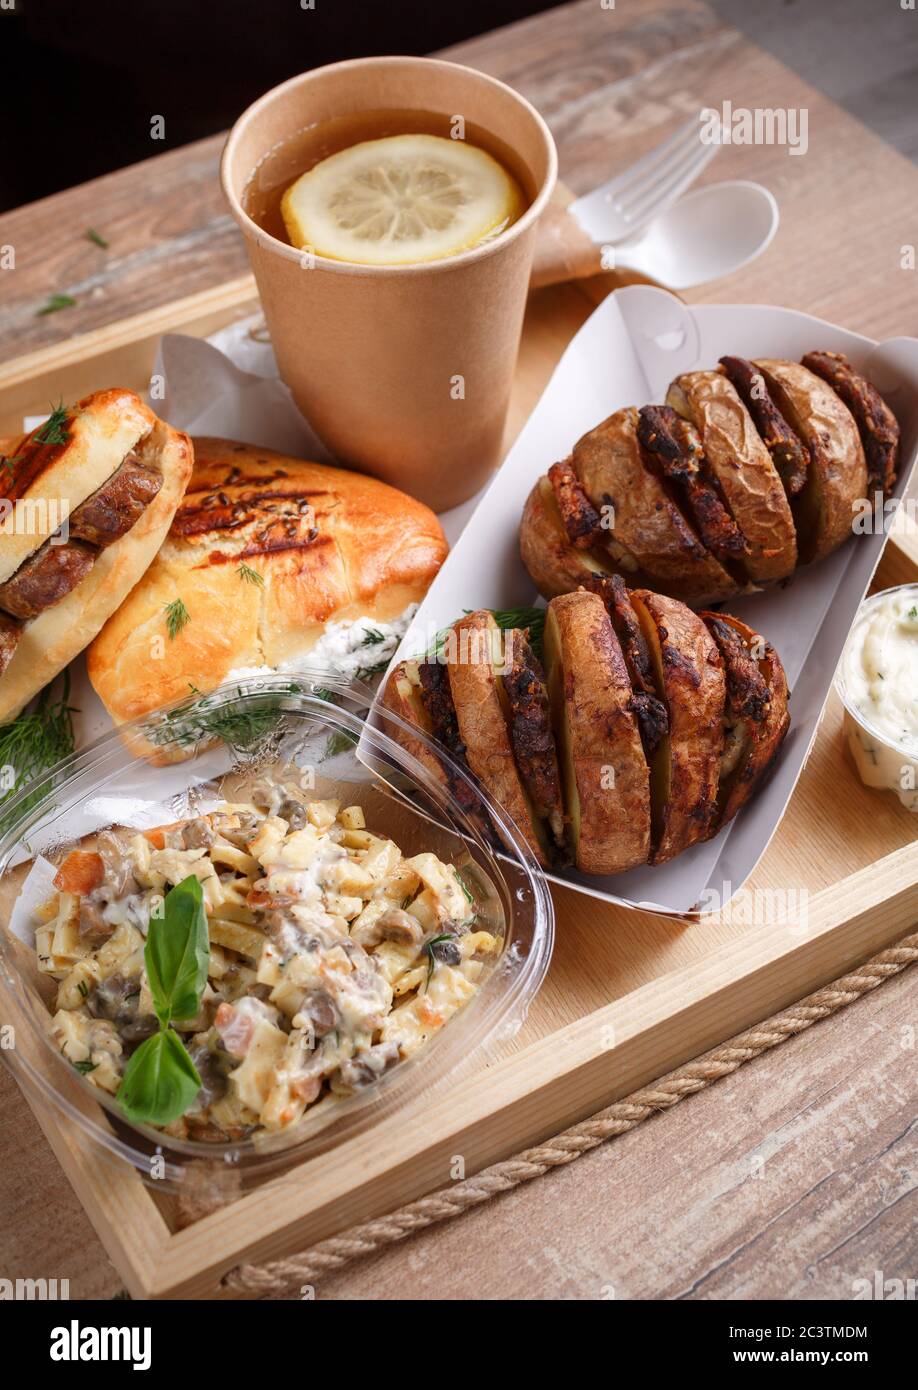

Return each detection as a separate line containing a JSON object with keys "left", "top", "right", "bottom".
{"left": 0, "top": 670, "right": 553, "bottom": 1192}
{"left": 834, "top": 583, "right": 918, "bottom": 812}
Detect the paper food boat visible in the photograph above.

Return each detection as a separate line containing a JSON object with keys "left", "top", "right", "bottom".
{"left": 373, "top": 286, "right": 918, "bottom": 917}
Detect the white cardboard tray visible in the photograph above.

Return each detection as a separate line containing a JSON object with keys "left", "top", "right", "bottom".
{"left": 377, "top": 286, "right": 918, "bottom": 914}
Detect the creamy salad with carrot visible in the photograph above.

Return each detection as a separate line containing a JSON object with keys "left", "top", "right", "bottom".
{"left": 33, "top": 783, "right": 497, "bottom": 1141}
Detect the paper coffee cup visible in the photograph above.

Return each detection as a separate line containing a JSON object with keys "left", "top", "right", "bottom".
{"left": 221, "top": 56, "right": 557, "bottom": 511}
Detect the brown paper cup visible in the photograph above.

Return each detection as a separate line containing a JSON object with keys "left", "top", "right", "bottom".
{"left": 221, "top": 56, "right": 557, "bottom": 511}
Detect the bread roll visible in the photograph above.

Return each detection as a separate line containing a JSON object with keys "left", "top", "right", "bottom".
{"left": 88, "top": 437, "right": 449, "bottom": 733}
{"left": 0, "top": 390, "right": 192, "bottom": 723}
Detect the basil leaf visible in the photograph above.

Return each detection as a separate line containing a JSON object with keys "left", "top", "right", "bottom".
{"left": 116, "top": 1029, "right": 202, "bottom": 1126}
{"left": 144, "top": 875, "right": 209, "bottom": 1026}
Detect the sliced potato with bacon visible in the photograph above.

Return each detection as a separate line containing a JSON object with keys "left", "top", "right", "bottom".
{"left": 543, "top": 590, "right": 650, "bottom": 874}
{"left": 629, "top": 590, "right": 725, "bottom": 863}
{"left": 572, "top": 407, "right": 739, "bottom": 604}
{"left": 665, "top": 370, "right": 797, "bottom": 582}
{"left": 519, "top": 474, "right": 615, "bottom": 600}
{"left": 446, "top": 611, "right": 553, "bottom": 866}
{"left": 754, "top": 359, "right": 867, "bottom": 563}
{"left": 700, "top": 613, "right": 791, "bottom": 831}
{"left": 378, "top": 659, "right": 450, "bottom": 792}
{"left": 380, "top": 592, "right": 790, "bottom": 880}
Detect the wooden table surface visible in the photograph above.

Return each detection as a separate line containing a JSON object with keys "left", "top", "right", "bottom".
{"left": 1, "top": 0, "right": 916, "bottom": 1299}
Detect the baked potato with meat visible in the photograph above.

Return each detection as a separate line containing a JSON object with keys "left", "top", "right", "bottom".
{"left": 378, "top": 655, "right": 496, "bottom": 850}
{"left": 519, "top": 474, "right": 615, "bottom": 600}
{"left": 699, "top": 612, "right": 791, "bottom": 831}
{"left": 628, "top": 590, "right": 725, "bottom": 863}
{"left": 543, "top": 589, "right": 650, "bottom": 874}
{"left": 554, "top": 408, "right": 738, "bottom": 604}
{"left": 445, "top": 611, "right": 554, "bottom": 867}
{"left": 665, "top": 370, "right": 797, "bottom": 582}
{"left": 754, "top": 359, "right": 867, "bottom": 563}
{"left": 519, "top": 350, "right": 898, "bottom": 609}
{"left": 380, "top": 588, "right": 789, "bottom": 881}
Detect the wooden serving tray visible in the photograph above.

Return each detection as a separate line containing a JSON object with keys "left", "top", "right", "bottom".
{"left": 1, "top": 271, "right": 916, "bottom": 1300}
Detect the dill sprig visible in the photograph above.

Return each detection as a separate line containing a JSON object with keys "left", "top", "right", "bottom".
{"left": 489, "top": 606, "right": 546, "bottom": 652}
{"left": 193, "top": 699, "right": 283, "bottom": 748}
{"left": 0, "top": 672, "right": 78, "bottom": 834}
{"left": 85, "top": 229, "right": 109, "bottom": 249}
{"left": 427, "top": 606, "right": 546, "bottom": 662}
{"left": 361, "top": 627, "right": 386, "bottom": 646}
{"left": 33, "top": 402, "right": 70, "bottom": 447}
{"left": 37, "top": 294, "right": 76, "bottom": 317}
{"left": 147, "top": 682, "right": 298, "bottom": 753}
{"left": 237, "top": 561, "right": 264, "bottom": 588}
{"left": 164, "top": 598, "right": 190, "bottom": 640}
{"left": 424, "top": 933, "right": 455, "bottom": 988}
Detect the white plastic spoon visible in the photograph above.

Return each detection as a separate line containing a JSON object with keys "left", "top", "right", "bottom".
{"left": 612, "top": 180, "right": 779, "bottom": 289}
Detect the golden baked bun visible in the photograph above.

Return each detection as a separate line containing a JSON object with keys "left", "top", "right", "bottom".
{"left": 88, "top": 437, "right": 449, "bottom": 735}
{"left": 0, "top": 390, "right": 193, "bottom": 723}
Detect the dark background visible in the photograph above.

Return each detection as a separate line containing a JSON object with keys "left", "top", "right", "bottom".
{"left": 0, "top": 0, "right": 564, "bottom": 212}
{"left": 5, "top": 0, "right": 917, "bottom": 214}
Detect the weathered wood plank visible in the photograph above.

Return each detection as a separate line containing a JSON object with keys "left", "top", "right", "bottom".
{"left": 309, "top": 964, "right": 918, "bottom": 1302}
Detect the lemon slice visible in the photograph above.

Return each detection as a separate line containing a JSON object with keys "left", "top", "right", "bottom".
{"left": 281, "top": 133, "right": 524, "bottom": 265}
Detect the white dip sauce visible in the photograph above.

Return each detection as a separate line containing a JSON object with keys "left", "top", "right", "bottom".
{"left": 226, "top": 606, "right": 417, "bottom": 685}
{"left": 840, "top": 587, "right": 918, "bottom": 810}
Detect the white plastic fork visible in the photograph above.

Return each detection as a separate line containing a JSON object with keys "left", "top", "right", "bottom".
{"left": 568, "top": 112, "right": 722, "bottom": 247}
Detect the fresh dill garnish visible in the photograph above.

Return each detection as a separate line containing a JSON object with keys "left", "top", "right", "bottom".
{"left": 424, "top": 934, "right": 455, "bottom": 988}
{"left": 164, "top": 598, "right": 190, "bottom": 639}
{"left": 489, "top": 607, "right": 545, "bottom": 661}
{"left": 909, "top": 606, "right": 917, "bottom": 621}
{"left": 73, "top": 1060, "right": 98, "bottom": 1075}
{"left": 37, "top": 294, "right": 77, "bottom": 316}
{"left": 146, "top": 681, "right": 300, "bottom": 753}
{"left": 33, "top": 402, "right": 69, "bottom": 446}
{"left": 0, "top": 672, "right": 77, "bottom": 835}
{"left": 77, "top": 979, "right": 89, "bottom": 998}
{"left": 85, "top": 228, "right": 109, "bottom": 248}
{"left": 361, "top": 627, "right": 386, "bottom": 646}
{"left": 236, "top": 561, "right": 264, "bottom": 587}
{"left": 426, "top": 606, "right": 545, "bottom": 662}
{"left": 197, "top": 700, "right": 284, "bottom": 748}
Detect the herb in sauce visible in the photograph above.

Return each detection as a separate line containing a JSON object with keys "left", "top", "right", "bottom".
{"left": 424, "top": 933, "right": 456, "bottom": 988}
